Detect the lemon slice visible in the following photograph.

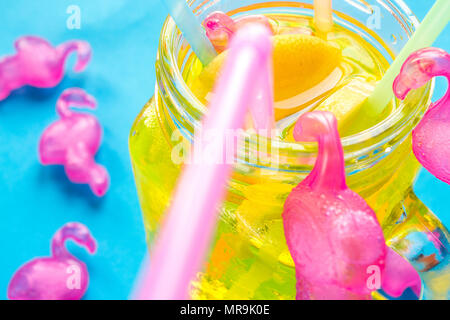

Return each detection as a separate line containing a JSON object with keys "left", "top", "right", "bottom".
{"left": 315, "top": 78, "right": 376, "bottom": 135}
{"left": 190, "top": 34, "right": 342, "bottom": 118}
{"left": 272, "top": 34, "right": 341, "bottom": 101}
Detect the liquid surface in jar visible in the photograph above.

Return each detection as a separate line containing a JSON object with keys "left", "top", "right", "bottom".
{"left": 184, "top": 13, "right": 395, "bottom": 139}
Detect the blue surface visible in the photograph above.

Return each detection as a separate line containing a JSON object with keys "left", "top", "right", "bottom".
{"left": 0, "top": 0, "right": 448, "bottom": 300}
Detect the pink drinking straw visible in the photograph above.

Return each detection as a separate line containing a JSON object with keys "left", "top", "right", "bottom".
{"left": 314, "top": 0, "right": 333, "bottom": 33}
{"left": 133, "top": 24, "right": 273, "bottom": 300}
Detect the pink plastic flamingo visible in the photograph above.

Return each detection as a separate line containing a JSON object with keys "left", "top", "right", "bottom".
{"left": 203, "top": 11, "right": 313, "bottom": 53}
{"left": 8, "top": 223, "right": 96, "bottom": 300}
{"left": 0, "top": 36, "right": 91, "bottom": 101}
{"left": 203, "top": 11, "right": 274, "bottom": 53}
{"left": 393, "top": 47, "right": 450, "bottom": 185}
{"left": 39, "top": 88, "right": 109, "bottom": 197}
{"left": 282, "top": 111, "right": 421, "bottom": 300}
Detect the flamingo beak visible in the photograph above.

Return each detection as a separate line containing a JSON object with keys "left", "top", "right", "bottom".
{"left": 393, "top": 75, "right": 411, "bottom": 100}
{"left": 85, "top": 235, "right": 97, "bottom": 254}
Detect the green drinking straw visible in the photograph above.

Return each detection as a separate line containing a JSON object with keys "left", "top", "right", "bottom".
{"left": 161, "top": 0, "right": 217, "bottom": 65}
{"left": 363, "top": 0, "right": 450, "bottom": 116}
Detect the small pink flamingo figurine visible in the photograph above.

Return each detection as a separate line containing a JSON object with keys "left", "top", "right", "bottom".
{"left": 0, "top": 36, "right": 91, "bottom": 101}
{"left": 393, "top": 47, "right": 450, "bottom": 185}
{"left": 282, "top": 111, "right": 421, "bottom": 300}
{"left": 39, "top": 88, "right": 109, "bottom": 197}
{"left": 203, "top": 11, "right": 274, "bottom": 53}
{"left": 8, "top": 223, "right": 96, "bottom": 300}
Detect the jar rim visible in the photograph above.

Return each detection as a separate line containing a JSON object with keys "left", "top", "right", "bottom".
{"left": 156, "top": 0, "right": 434, "bottom": 171}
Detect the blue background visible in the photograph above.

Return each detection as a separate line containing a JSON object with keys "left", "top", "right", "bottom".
{"left": 0, "top": 0, "right": 448, "bottom": 300}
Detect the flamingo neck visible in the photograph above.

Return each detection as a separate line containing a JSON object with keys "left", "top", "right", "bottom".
{"left": 56, "top": 99, "right": 73, "bottom": 118}
{"left": 428, "top": 54, "right": 450, "bottom": 113}
{"left": 51, "top": 232, "right": 74, "bottom": 259}
{"left": 309, "top": 130, "right": 347, "bottom": 192}
{"left": 56, "top": 42, "right": 77, "bottom": 66}
{"left": 430, "top": 52, "right": 450, "bottom": 78}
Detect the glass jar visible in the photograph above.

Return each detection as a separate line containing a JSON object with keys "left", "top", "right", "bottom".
{"left": 129, "top": 0, "right": 449, "bottom": 300}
